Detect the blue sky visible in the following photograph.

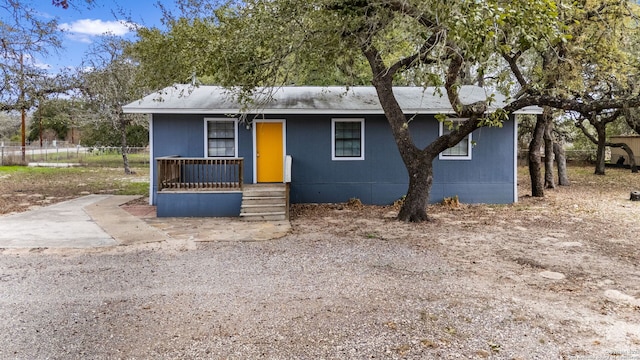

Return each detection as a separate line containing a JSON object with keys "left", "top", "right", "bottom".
{"left": 35, "top": 1, "right": 169, "bottom": 72}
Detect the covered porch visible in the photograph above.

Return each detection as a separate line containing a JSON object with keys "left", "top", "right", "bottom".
{"left": 155, "top": 156, "right": 289, "bottom": 219}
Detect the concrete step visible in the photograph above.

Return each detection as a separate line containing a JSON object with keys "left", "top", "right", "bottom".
{"left": 241, "top": 204, "right": 286, "bottom": 213}
{"left": 243, "top": 190, "right": 286, "bottom": 197}
{"left": 242, "top": 196, "right": 286, "bottom": 205}
{"left": 239, "top": 212, "right": 286, "bottom": 221}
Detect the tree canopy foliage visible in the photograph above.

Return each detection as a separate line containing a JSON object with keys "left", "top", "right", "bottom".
{"left": 27, "top": 99, "right": 76, "bottom": 142}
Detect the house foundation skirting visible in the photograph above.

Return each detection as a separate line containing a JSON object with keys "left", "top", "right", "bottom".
{"left": 156, "top": 191, "right": 242, "bottom": 217}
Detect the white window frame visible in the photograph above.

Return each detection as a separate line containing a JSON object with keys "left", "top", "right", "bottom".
{"left": 204, "top": 118, "right": 239, "bottom": 158}
{"left": 438, "top": 119, "right": 472, "bottom": 160}
{"left": 331, "top": 118, "right": 365, "bottom": 161}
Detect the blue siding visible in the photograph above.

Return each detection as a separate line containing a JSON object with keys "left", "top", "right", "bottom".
{"left": 430, "top": 120, "right": 516, "bottom": 204}
{"left": 153, "top": 115, "right": 205, "bottom": 157}
{"left": 151, "top": 112, "right": 516, "bottom": 215}
{"left": 286, "top": 114, "right": 408, "bottom": 204}
{"left": 156, "top": 192, "right": 242, "bottom": 217}
{"left": 284, "top": 114, "right": 515, "bottom": 205}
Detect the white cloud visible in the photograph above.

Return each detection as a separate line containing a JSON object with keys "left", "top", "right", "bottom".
{"left": 34, "top": 61, "right": 52, "bottom": 70}
{"left": 59, "top": 19, "right": 135, "bottom": 42}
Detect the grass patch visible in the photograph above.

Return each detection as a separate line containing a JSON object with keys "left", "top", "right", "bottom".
{"left": 0, "top": 165, "right": 149, "bottom": 214}
{"left": 116, "top": 180, "right": 149, "bottom": 195}
{"left": 78, "top": 152, "right": 150, "bottom": 167}
{"left": 0, "top": 165, "right": 89, "bottom": 179}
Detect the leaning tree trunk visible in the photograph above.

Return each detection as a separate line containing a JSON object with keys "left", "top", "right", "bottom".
{"left": 364, "top": 38, "right": 482, "bottom": 222}
{"left": 553, "top": 142, "right": 570, "bottom": 185}
{"left": 528, "top": 113, "right": 547, "bottom": 197}
{"left": 366, "top": 61, "right": 441, "bottom": 222}
{"left": 624, "top": 145, "right": 638, "bottom": 173}
{"left": 398, "top": 157, "right": 433, "bottom": 222}
{"left": 610, "top": 142, "right": 638, "bottom": 173}
{"left": 543, "top": 115, "right": 556, "bottom": 189}
{"left": 118, "top": 116, "right": 132, "bottom": 175}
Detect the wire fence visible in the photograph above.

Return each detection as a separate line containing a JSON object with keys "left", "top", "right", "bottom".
{"left": 0, "top": 144, "right": 150, "bottom": 167}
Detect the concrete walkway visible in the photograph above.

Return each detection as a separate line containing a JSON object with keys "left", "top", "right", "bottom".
{"left": 0, "top": 195, "right": 119, "bottom": 248}
{"left": 0, "top": 195, "right": 291, "bottom": 249}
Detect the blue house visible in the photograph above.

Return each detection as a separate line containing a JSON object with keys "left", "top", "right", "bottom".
{"left": 123, "top": 85, "right": 539, "bottom": 218}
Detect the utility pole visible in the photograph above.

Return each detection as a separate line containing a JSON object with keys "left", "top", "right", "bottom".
{"left": 39, "top": 117, "right": 43, "bottom": 147}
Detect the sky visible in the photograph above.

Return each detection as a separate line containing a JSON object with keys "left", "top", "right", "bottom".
{"left": 33, "top": 0, "right": 170, "bottom": 72}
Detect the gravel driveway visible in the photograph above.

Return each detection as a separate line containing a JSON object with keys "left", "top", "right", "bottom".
{"left": 1, "top": 235, "right": 564, "bottom": 359}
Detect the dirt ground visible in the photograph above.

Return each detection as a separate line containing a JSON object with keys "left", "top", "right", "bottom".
{"left": 286, "top": 167, "right": 640, "bottom": 357}
{"left": 1, "top": 165, "right": 639, "bottom": 358}
{"left": 0, "top": 167, "right": 148, "bottom": 215}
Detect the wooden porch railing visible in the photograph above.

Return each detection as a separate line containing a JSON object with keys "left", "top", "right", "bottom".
{"left": 157, "top": 157, "right": 244, "bottom": 191}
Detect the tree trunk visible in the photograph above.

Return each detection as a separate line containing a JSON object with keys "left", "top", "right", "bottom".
{"left": 119, "top": 117, "right": 132, "bottom": 175}
{"left": 363, "top": 43, "right": 482, "bottom": 222}
{"left": 576, "top": 111, "right": 622, "bottom": 176}
{"left": 369, "top": 78, "right": 429, "bottom": 221}
{"left": 543, "top": 115, "right": 555, "bottom": 188}
{"left": 624, "top": 146, "right": 638, "bottom": 173}
{"left": 528, "top": 113, "right": 546, "bottom": 197}
{"left": 553, "top": 142, "right": 570, "bottom": 185}
{"left": 611, "top": 143, "right": 638, "bottom": 173}
{"left": 398, "top": 159, "right": 432, "bottom": 222}
{"left": 594, "top": 125, "right": 606, "bottom": 175}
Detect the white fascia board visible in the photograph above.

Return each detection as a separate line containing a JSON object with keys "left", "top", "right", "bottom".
{"left": 513, "top": 107, "right": 544, "bottom": 115}
{"left": 123, "top": 107, "right": 542, "bottom": 115}
{"left": 123, "top": 108, "right": 460, "bottom": 115}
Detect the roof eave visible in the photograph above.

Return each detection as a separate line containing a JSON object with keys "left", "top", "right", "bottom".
{"left": 123, "top": 107, "right": 542, "bottom": 115}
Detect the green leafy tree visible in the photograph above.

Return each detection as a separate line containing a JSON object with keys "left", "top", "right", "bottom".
{"left": 81, "top": 121, "right": 148, "bottom": 148}
{"left": 501, "top": 1, "right": 640, "bottom": 193}
{"left": 79, "top": 36, "right": 148, "bottom": 174}
{"left": 622, "top": 109, "right": 640, "bottom": 136}
{"left": 27, "top": 99, "right": 82, "bottom": 144}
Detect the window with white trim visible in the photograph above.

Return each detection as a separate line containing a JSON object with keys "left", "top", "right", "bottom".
{"left": 205, "top": 118, "right": 238, "bottom": 157}
{"left": 332, "top": 118, "right": 365, "bottom": 160}
{"left": 439, "top": 119, "right": 472, "bottom": 160}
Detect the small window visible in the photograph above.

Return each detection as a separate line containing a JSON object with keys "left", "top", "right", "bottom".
{"left": 332, "top": 118, "right": 365, "bottom": 161}
{"left": 205, "top": 119, "right": 238, "bottom": 157}
{"left": 439, "top": 119, "right": 472, "bottom": 160}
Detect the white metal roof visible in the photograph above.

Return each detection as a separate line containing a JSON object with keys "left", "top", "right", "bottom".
{"left": 123, "top": 84, "right": 542, "bottom": 115}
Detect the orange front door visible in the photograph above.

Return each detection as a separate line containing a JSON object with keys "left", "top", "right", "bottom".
{"left": 256, "top": 122, "right": 284, "bottom": 182}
